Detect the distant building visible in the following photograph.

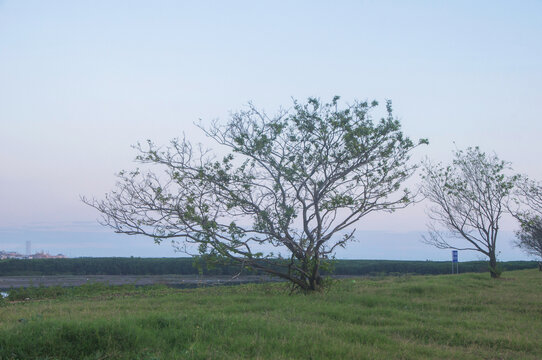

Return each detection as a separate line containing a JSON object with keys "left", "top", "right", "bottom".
{"left": 31, "top": 251, "right": 66, "bottom": 259}
{"left": 0, "top": 250, "right": 67, "bottom": 259}
{"left": 0, "top": 251, "right": 23, "bottom": 260}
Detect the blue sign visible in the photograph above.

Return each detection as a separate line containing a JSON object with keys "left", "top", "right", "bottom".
{"left": 452, "top": 250, "right": 458, "bottom": 263}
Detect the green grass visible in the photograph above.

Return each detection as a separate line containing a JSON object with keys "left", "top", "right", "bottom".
{"left": 1, "top": 270, "right": 541, "bottom": 359}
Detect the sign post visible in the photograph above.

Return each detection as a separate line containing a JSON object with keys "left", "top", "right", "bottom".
{"left": 452, "top": 250, "right": 458, "bottom": 274}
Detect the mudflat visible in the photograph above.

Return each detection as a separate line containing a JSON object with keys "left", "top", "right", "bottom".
{"left": 0, "top": 274, "right": 277, "bottom": 290}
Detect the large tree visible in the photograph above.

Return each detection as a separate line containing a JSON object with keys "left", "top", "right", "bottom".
{"left": 512, "top": 179, "right": 542, "bottom": 267}
{"left": 85, "top": 97, "right": 427, "bottom": 291}
{"left": 420, "top": 147, "right": 518, "bottom": 278}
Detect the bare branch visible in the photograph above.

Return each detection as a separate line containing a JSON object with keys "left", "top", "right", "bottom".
{"left": 84, "top": 96, "right": 426, "bottom": 291}
{"left": 420, "top": 147, "right": 518, "bottom": 277}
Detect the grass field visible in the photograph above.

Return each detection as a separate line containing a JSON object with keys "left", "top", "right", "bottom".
{"left": 0, "top": 270, "right": 541, "bottom": 359}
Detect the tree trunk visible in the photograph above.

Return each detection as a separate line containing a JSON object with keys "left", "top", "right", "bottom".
{"left": 285, "top": 257, "right": 325, "bottom": 292}
{"left": 538, "top": 262, "right": 542, "bottom": 272}
{"left": 310, "top": 257, "right": 325, "bottom": 291}
{"left": 489, "top": 252, "right": 500, "bottom": 278}
{"left": 308, "top": 273, "right": 323, "bottom": 291}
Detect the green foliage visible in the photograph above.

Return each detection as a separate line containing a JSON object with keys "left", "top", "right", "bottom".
{"left": 86, "top": 96, "right": 427, "bottom": 291}
{"left": 0, "top": 257, "right": 537, "bottom": 277}
{"left": 489, "top": 264, "right": 503, "bottom": 278}
{"left": 0, "top": 257, "right": 537, "bottom": 280}
{"left": 512, "top": 179, "right": 542, "bottom": 259}
{"left": 421, "top": 147, "right": 519, "bottom": 278}
{"left": 515, "top": 215, "right": 542, "bottom": 259}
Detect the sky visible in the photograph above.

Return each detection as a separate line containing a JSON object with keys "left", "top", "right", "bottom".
{"left": 1, "top": 1, "right": 541, "bottom": 261}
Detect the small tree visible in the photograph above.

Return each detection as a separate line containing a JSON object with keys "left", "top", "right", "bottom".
{"left": 512, "top": 179, "right": 542, "bottom": 269}
{"left": 420, "top": 147, "right": 518, "bottom": 278}
{"left": 84, "top": 96, "right": 427, "bottom": 291}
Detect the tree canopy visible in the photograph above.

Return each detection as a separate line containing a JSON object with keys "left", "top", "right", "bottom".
{"left": 420, "top": 147, "right": 518, "bottom": 278}
{"left": 85, "top": 96, "right": 427, "bottom": 291}
{"left": 512, "top": 179, "right": 542, "bottom": 263}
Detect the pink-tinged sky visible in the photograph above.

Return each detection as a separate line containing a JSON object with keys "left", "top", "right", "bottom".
{"left": 1, "top": 1, "right": 541, "bottom": 260}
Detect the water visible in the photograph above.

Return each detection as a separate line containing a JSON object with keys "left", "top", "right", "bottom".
{"left": 0, "top": 291, "right": 8, "bottom": 299}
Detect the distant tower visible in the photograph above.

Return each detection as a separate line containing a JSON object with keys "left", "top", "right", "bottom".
{"left": 26, "top": 241, "right": 31, "bottom": 257}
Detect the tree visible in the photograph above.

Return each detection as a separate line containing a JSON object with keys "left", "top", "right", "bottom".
{"left": 512, "top": 179, "right": 542, "bottom": 269}
{"left": 420, "top": 147, "right": 518, "bottom": 278}
{"left": 84, "top": 96, "right": 427, "bottom": 291}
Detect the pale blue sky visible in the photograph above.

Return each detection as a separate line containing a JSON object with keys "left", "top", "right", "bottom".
{"left": 1, "top": 1, "right": 541, "bottom": 259}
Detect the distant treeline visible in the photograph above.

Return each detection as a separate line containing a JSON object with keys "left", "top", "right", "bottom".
{"left": 0, "top": 257, "right": 538, "bottom": 277}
